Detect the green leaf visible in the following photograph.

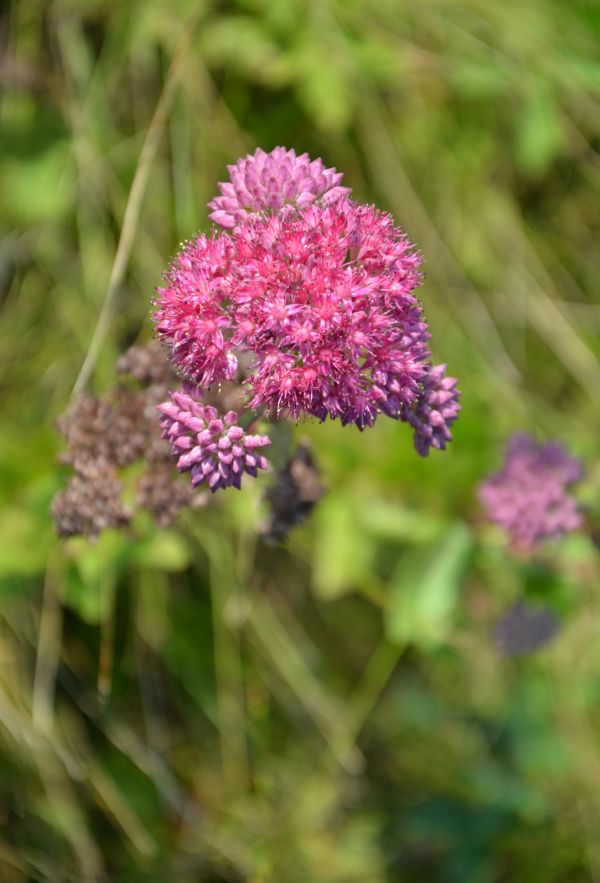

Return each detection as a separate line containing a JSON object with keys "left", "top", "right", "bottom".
{"left": 133, "top": 529, "right": 192, "bottom": 572}
{"left": 64, "top": 567, "right": 114, "bottom": 624}
{"left": 312, "top": 493, "right": 374, "bottom": 599}
{"left": 515, "top": 88, "right": 564, "bottom": 175}
{"left": 0, "top": 98, "right": 74, "bottom": 227}
{"left": 201, "top": 16, "right": 291, "bottom": 86}
{"left": 386, "top": 522, "right": 473, "bottom": 648}
{"left": 357, "top": 499, "right": 444, "bottom": 544}
{"left": 64, "top": 531, "right": 130, "bottom": 623}
{"left": 293, "top": 38, "right": 354, "bottom": 132}
{"left": 0, "top": 507, "right": 53, "bottom": 578}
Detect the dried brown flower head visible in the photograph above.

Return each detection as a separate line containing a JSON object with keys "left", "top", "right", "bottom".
{"left": 51, "top": 459, "right": 131, "bottom": 538}
{"left": 261, "top": 440, "right": 325, "bottom": 542}
{"left": 52, "top": 343, "right": 201, "bottom": 537}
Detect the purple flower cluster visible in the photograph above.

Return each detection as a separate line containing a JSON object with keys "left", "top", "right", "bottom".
{"left": 208, "top": 146, "right": 350, "bottom": 228}
{"left": 157, "top": 202, "right": 431, "bottom": 428}
{"left": 155, "top": 147, "right": 461, "bottom": 491}
{"left": 406, "top": 364, "right": 461, "bottom": 456}
{"left": 479, "top": 433, "right": 583, "bottom": 549}
{"left": 158, "top": 392, "right": 270, "bottom": 492}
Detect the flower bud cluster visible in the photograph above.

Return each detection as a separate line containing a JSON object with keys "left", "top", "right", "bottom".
{"left": 406, "top": 364, "right": 461, "bottom": 456}
{"left": 158, "top": 392, "right": 270, "bottom": 492}
{"left": 208, "top": 146, "right": 350, "bottom": 228}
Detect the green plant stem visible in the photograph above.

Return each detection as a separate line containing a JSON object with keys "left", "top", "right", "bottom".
{"left": 71, "top": 10, "right": 200, "bottom": 396}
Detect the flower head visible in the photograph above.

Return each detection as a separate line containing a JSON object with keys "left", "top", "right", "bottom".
{"left": 406, "top": 364, "right": 461, "bottom": 456}
{"left": 157, "top": 390, "right": 270, "bottom": 492}
{"left": 208, "top": 146, "right": 350, "bottom": 228}
{"left": 479, "top": 433, "right": 583, "bottom": 549}
{"left": 154, "top": 233, "right": 236, "bottom": 388}
{"left": 494, "top": 600, "right": 560, "bottom": 657}
{"left": 155, "top": 201, "right": 429, "bottom": 429}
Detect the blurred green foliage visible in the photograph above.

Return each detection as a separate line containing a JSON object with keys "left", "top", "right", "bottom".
{"left": 2, "top": 0, "right": 600, "bottom": 879}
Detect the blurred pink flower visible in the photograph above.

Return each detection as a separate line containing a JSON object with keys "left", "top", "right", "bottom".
{"left": 479, "top": 433, "right": 583, "bottom": 549}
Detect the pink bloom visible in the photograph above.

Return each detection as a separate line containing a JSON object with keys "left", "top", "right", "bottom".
{"left": 154, "top": 234, "right": 236, "bottom": 387}
{"left": 479, "top": 433, "right": 583, "bottom": 549}
{"left": 406, "top": 364, "right": 461, "bottom": 456}
{"left": 208, "top": 146, "right": 351, "bottom": 228}
{"left": 157, "top": 391, "right": 270, "bottom": 492}
{"left": 155, "top": 201, "right": 429, "bottom": 430}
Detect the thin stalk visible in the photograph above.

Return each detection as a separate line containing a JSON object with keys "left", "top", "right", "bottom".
{"left": 71, "top": 11, "right": 200, "bottom": 396}
{"left": 203, "top": 533, "right": 250, "bottom": 792}
{"left": 327, "top": 638, "right": 404, "bottom": 775}
{"left": 32, "top": 550, "right": 64, "bottom": 734}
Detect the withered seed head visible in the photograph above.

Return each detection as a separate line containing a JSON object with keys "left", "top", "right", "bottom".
{"left": 115, "top": 340, "right": 174, "bottom": 387}
{"left": 56, "top": 390, "right": 148, "bottom": 469}
{"left": 136, "top": 459, "right": 205, "bottom": 527}
{"left": 261, "top": 440, "right": 325, "bottom": 543}
{"left": 51, "top": 458, "right": 131, "bottom": 538}
{"left": 52, "top": 343, "right": 202, "bottom": 537}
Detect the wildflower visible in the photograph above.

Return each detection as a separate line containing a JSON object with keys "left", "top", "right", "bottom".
{"left": 479, "top": 433, "right": 583, "bottom": 549}
{"left": 153, "top": 234, "right": 235, "bottom": 388}
{"left": 157, "top": 390, "right": 270, "bottom": 492}
{"left": 406, "top": 364, "right": 461, "bottom": 456}
{"left": 494, "top": 600, "right": 560, "bottom": 656}
{"left": 155, "top": 201, "right": 429, "bottom": 429}
{"left": 208, "top": 146, "right": 350, "bottom": 228}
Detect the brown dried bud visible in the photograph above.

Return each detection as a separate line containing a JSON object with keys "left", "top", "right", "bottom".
{"left": 51, "top": 459, "right": 131, "bottom": 538}
{"left": 115, "top": 340, "right": 174, "bottom": 387}
{"left": 261, "top": 440, "right": 325, "bottom": 542}
{"left": 52, "top": 343, "right": 204, "bottom": 538}
{"left": 136, "top": 458, "right": 206, "bottom": 528}
{"left": 56, "top": 390, "right": 149, "bottom": 469}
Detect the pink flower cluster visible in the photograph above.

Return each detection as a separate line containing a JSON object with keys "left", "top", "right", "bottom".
{"left": 158, "top": 392, "right": 270, "bottom": 492}
{"left": 478, "top": 433, "right": 584, "bottom": 550}
{"left": 407, "top": 364, "right": 461, "bottom": 456}
{"left": 208, "top": 146, "right": 350, "bottom": 228}
{"left": 157, "top": 203, "right": 430, "bottom": 428}
{"left": 155, "top": 146, "right": 461, "bottom": 491}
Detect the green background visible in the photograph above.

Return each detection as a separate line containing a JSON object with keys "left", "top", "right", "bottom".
{"left": 2, "top": 0, "right": 600, "bottom": 879}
